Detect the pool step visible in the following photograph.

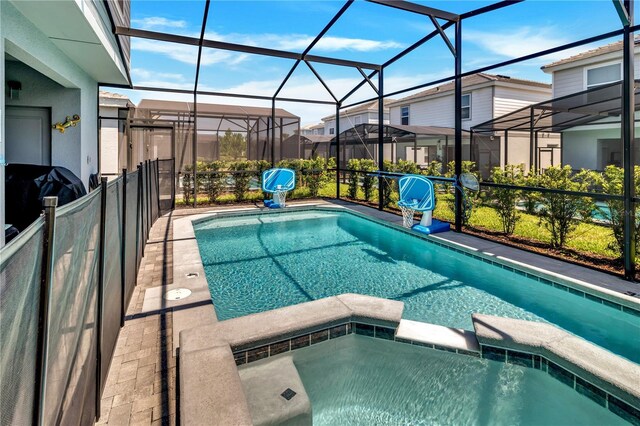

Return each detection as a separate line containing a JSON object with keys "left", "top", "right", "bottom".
{"left": 395, "top": 319, "right": 480, "bottom": 354}
{"left": 238, "top": 356, "right": 312, "bottom": 426}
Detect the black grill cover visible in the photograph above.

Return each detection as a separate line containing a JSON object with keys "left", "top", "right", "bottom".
{"left": 6, "top": 164, "right": 87, "bottom": 231}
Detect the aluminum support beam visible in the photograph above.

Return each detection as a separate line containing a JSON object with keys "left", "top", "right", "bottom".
{"left": 366, "top": 0, "right": 459, "bottom": 21}
{"left": 378, "top": 69, "right": 385, "bottom": 210}
{"left": 115, "top": 26, "right": 381, "bottom": 70}
{"left": 454, "top": 21, "right": 463, "bottom": 232}
{"left": 623, "top": 0, "right": 636, "bottom": 279}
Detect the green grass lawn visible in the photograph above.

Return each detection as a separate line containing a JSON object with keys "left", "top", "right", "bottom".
{"left": 431, "top": 193, "right": 618, "bottom": 259}
{"left": 177, "top": 180, "right": 620, "bottom": 261}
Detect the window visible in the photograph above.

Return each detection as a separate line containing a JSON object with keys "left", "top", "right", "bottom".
{"left": 329, "top": 128, "right": 335, "bottom": 135}
{"left": 401, "top": 106, "right": 409, "bottom": 125}
{"left": 462, "top": 94, "right": 471, "bottom": 120}
{"left": 354, "top": 116, "right": 362, "bottom": 125}
{"left": 586, "top": 63, "right": 621, "bottom": 89}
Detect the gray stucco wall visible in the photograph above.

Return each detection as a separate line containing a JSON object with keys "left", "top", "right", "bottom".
{"left": 2, "top": 0, "right": 98, "bottom": 187}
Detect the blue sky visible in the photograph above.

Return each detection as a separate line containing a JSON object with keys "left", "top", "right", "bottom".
{"left": 122, "top": 0, "right": 630, "bottom": 124}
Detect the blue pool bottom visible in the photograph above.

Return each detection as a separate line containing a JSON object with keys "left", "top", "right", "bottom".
{"left": 194, "top": 210, "right": 640, "bottom": 363}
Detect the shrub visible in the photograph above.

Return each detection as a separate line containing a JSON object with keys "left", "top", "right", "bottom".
{"left": 359, "top": 159, "right": 376, "bottom": 202}
{"left": 181, "top": 166, "right": 193, "bottom": 205}
{"left": 445, "top": 160, "right": 477, "bottom": 178}
{"left": 595, "top": 165, "right": 640, "bottom": 258}
{"left": 229, "top": 160, "right": 252, "bottom": 202}
{"left": 204, "top": 161, "right": 225, "bottom": 203}
{"left": 537, "top": 166, "right": 595, "bottom": 248}
{"left": 347, "top": 158, "right": 360, "bottom": 199}
{"left": 522, "top": 169, "right": 541, "bottom": 214}
{"left": 381, "top": 160, "right": 396, "bottom": 208}
{"left": 395, "top": 159, "right": 420, "bottom": 175}
{"left": 424, "top": 161, "right": 442, "bottom": 177}
{"left": 490, "top": 164, "right": 524, "bottom": 235}
{"left": 306, "top": 157, "right": 325, "bottom": 197}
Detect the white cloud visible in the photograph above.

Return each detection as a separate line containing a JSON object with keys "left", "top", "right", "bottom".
{"left": 132, "top": 39, "right": 249, "bottom": 66}
{"left": 463, "top": 26, "right": 597, "bottom": 63}
{"left": 205, "top": 31, "right": 403, "bottom": 52}
{"left": 131, "top": 17, "right": 187, "bottom": 30}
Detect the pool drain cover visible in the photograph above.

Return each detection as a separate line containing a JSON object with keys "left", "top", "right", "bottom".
{"left": 164, "top": 288, "right": 192, "bottom": 301}
{"left": 281, "top": 388, "right": 296, "bottom": 401}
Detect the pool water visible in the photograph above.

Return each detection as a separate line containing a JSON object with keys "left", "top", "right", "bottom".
{"left": 278, "top": 335, "right": 626, "bottom": 426}
{"left": 195, "top": 209, "right": 640, "bottom": 363}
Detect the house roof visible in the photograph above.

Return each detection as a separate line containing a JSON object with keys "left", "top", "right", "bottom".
{"left": 302, "top": 123, "right": 324, "bottom": 130}
{"left": 387, "top": 73, "right": 551, "bottom": 106}
{"left": 322, "top": 99, "right": 394, "bottom": 121}
{"left": 541, "top": 38, "right": 640, "bottom": 70}
{"left": 99, "top": 90, "right": 134, "bottom": 108}
{"left": 136, "top": 99, "right": 299, "bottom": 119}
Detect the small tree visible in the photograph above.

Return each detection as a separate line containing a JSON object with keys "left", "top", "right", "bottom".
{"left": 537, "top": 165, "right": 595, "bottom": 248}
{"left": 220, "top": 129, "right": 246, "bottom": 160}
{"left": 306, "top": 157, "right": 325, "bottom": 197}
{"left": 230, "top": 160, "right": 252, "bottom": 202}
{"left": 359, "top": 159, "right": 376, "bottom": 202}
{"left": 522, "top": 169, "right": 541, "bottom": 214}
{"left": 203, "top": 161, "right": 225, "bottom": 203}
{"left": 490, "top": 165, "right": 524, "bottom": 235}
{"left": 596, "top": 165, "right": 640, "bottom": 258}
{"left": 347, "top": 158, "right": 360, "bottom": 199}
{"left": 381, "top": 160, "right": 396, "bottom": 208}
{"left": 181, "top": 165, "right": 193, "bottom": 204}
{"left": 424, "top": 161, "right": 442, "bottom": 177}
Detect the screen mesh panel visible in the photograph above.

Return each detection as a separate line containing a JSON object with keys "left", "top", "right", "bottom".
{"left": 125, "top": 171, "right": 139, "bottom": 306}
{"left": 44, "top": 191, "right": 101, "bottom": 424}
{"left": 0, "top": 218, "right": 45, "bottom": 425}
{"left": 101, "top": 179, "right": 123, "bottom": 389}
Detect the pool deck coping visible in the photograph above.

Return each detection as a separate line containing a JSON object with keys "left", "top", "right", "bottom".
{"left": 178, "top": 295, "right": 640, "bottom": 425}
{"left": 178, "top": 294, "right": 404, "bottom": 425}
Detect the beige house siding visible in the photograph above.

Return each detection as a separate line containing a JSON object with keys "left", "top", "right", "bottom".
{"left": 389, "top": 87, "right": 493, "bottom": 130}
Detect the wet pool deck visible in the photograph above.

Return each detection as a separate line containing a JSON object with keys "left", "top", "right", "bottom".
{"left": 96, "top": 199, "right": 639, "bottom": 425}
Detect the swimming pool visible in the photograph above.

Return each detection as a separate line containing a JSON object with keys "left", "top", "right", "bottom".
{"left": 242, "top": 335, "right": 625, "bottom": 425}
{"left": 194, "top": 208, "right": 640, "bottom": 363}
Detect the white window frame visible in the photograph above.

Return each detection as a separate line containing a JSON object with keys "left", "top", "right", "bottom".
{"left": 400, "top": 106, "right": 410, "bottom": 125}
{"left": 584, "top": 61, "right": 622, "bottom": 90}
{"left": 354, "top": 115, "right": 362, "bottom": 125}
{"left": 462, "top": 93, "right": 471, "bottom": 121}
{"left": 329, "top": 128, "right": 335, "bottom": 135}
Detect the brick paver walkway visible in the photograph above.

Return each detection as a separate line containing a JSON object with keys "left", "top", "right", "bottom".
{"left": 96, "top": 214, "right": 176, "bottom": 426}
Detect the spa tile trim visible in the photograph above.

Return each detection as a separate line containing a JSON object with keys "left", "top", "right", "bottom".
{"left": 476, "top": 345, "right": 640, "bottom": 426}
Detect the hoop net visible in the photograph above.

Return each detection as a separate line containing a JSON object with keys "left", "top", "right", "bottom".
{"left": 274, "top": 190, "right": 287, "bottom": 207}
{"left": 400, "top": 205, "right": 415, "bottom": 228}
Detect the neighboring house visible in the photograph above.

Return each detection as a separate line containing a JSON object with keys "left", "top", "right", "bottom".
{"left": 322, "top": 99, "right": 392, "bottom": 136}
{"left": 388, "top": 73, "right": 554, "bottom": 176}
{"left": 300, "top": 123, "right": 325, "bottom": 136}
{"left": 99, "top": 91, "right": 133, "bottom": 177}
{"left": 1, "top": 0, "right": 130, "bottom": 244}
{"left": 541, "top": 39, "right": 640, "bottom": 171}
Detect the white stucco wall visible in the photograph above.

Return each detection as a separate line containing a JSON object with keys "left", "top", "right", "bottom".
{"left": 3, "top": 1, "right": 98, "bottom": 187}
{"left": 562, "top": 128, "right": 621, "bottom": 170}
{"left": 99, "top": 105, "right": 120, "bottom": 176}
